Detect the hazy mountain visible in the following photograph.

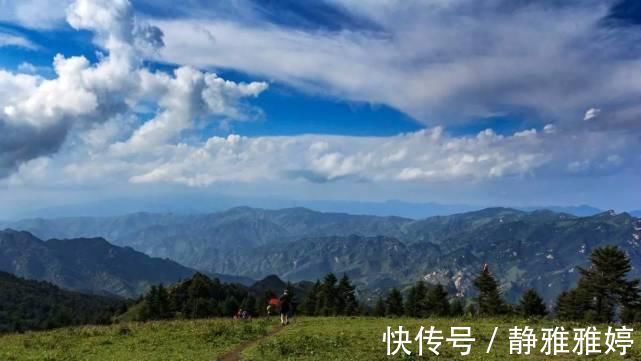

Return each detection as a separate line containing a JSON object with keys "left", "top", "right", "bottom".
{"left": 632, "top": 210, "right": 641, "bottom": 217}
{"left": 7, "top": 207, "right": 411, "bottom": 270}
{"left": 0, "top": 229, "right": 199, "bottom": 298}
{"left": 208, "top": 210, "right": 641, "bottom": 302}
{"left": 519, "top": 205, "right": 603, "bottom": 217}
{"left": 5, "top": 192, "right": 611, "bottom": 220}
{"left": 6, "top": 207, "right": 640, "bottom": 302}
{"left": 0, "top": 271, "right": 124, "bottom": 332}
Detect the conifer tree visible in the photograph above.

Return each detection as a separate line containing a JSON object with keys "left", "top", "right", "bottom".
{"left": 405, "top": 280, "right": 428, "bottom": 317}
{"left": 473, "top": 266, "right": 507, "bottom": 315}
{"left": 319, "top": 273, "right": 338, "bottom": 315}
{"left": 223, "top": 296, "right": 239, "bottom": 317}
{"left": 301, "top": 281, "right": 321, "bottom": 316}
{"left": 404, "top": 284, "right": 419, "bottom": 317}
{"left": 555, "top": 279, "right": 593, "bottom": 321}
{"left": 374, "top": 297, "right": 386, "bottom": 317}
{"left": 519, "top": 289, "right": 547, "bottom": 317}
{"left": 337, "top": 274, "right": 358, "bottom": 315}
{"left": 449, "top": 298, "right": 465, "bottom": 316}
{"left": 578, "top": 246, "right": 640, "bottom": 322}
{"left": 385, "top": 288, "right": 404, "bottom": 317}
{"left": 425, "top": 284, "right": 450, "bottom": 316}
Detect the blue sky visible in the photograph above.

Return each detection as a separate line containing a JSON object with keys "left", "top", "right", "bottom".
{"left": 0, "top": 0, "right": 640, "bottom": 217}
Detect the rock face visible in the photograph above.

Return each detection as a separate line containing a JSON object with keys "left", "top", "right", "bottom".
{"left": 6, "top": 207, "right": 640, "bottom": 302}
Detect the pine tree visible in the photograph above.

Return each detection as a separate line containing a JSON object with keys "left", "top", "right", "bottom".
{"left": 473, "top": 266, "right": 507, "bottom": 316}
{"left": 319, "top": 273, "right": 338, "bottom": 316}
{"left": 405, "top": 280, "right": 428, "bottom": 317}
{"left": 337, "top": 274, "right": 358, "bottom": 316}
{"left": 519, "top": 289, "right": 547, "bottom": 318}
{"left": 555, "top": 281, "right": 593, "bottom": 321}
{"left": 385, "top": 288, "right": 404, "bottom": 317}
{"left": 449, "top": 298, "right": 465, "bottom": 316}
{"left": 404, "top": 285, "right": 419, "bottom": 317}
{"left": 156, "top": 284, "right": 170, "bottom": 319}
{"left": 223, "top": 296, "right": 239, "bottom": 317}
{"left": 241, "top": 296, "right": 257, "bottom": 316}
{"left": 374, "top": 297, "right": 386, "bottom": 317}
{"left": 425, "top": 284, "right": 450, "bottom": 316}
{"left": 301, "top": 281, "right": 321, "bottom": 316}
{"left": 578, "top": 246, "right": 640, "bottom": 322}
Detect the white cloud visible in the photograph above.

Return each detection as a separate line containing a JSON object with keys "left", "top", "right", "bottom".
{"left": 24, "top": 126, "right": 630, "bottom": 190}
{"left": 0, "top": 33, "right": 37, "bottom": 49}
{"left": 0, "top": 0, "right": 71, "bottom": 29}
{"left": 151, "top": 0, "right": 641, "bottom": 129}
{"left": 0, "top": 0, "right": 268, "bottom": 177}
{"left": 584, "top": 108, "right": 601, "bottom": 121}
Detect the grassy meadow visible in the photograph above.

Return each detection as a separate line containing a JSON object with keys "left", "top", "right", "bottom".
{"left": 0, "top": 318, "right": 272, "bottom": 361}
{"left": 0, "top": 317, "right": 640, "bottom": 360}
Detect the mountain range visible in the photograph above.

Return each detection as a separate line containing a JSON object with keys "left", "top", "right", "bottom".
{"left": 5, "top": 207, "right": 640, "bottom": 302}
{"left": 0, "top": 229, "right": 201, "bottom": 298}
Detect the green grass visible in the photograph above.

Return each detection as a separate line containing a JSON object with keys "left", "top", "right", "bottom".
{"left": 0, "top": 318, "right": 273, "bottom": 361}
{"left": 0, "top": 317, "right": 639, "bottom": 360}
{"left": 243, "top": 317, "right": 641, "bottom": 360}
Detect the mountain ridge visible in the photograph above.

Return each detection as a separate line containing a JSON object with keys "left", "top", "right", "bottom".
{"left": 0, "top": 229, "right": 197, "bottom": 298}
{"left": 4, "top": 207, "right": 639, "bottom": 302}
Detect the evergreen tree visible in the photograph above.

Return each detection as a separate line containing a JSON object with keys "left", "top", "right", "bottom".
{"left": 449, "top": 298, "right": 465, "bottom": 316}
{"left": 578, "top": 246, "right": 640, "bottom": 322}
{"left": 385, "top": 288, "right": 404, "bottom": 317}
{"left": 425, "top": 284, "right": 449, "bottom": 316}
{"left": 337, "top": 274, "right": 358, "bottom": 316}
{"left": 404, "top": 280, "right": 428, "bottom": 317}
{"left": 555, "top": 282, "right": 593, "bottom": 321}
{"left": 301, "top": 281, "right": 321, "bottom": 316}
{"left": 156, "top": 284, "right": 170, "bottom": 319}
{"left": 223, "top": 296, "right": 239, "bottom": 317}
{"left": 319, "top": 273, "right": 338, "bottom": 316}
{"left": 473, "top": 266, "right": 507, "bottom": 315}
{"left": 519, "top": 289, "right": 547, "bottom": 318}
{"left": 374, "top": 297, "right": 386, "bottom": 317}
{"left": 404, "top": 285, "right": 418, "bottom": 317}
{"left": 241, "top": 296, "right": 257, "bottom": 316}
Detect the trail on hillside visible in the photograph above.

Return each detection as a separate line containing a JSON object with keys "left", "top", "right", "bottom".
{"left": 216, "top": 324, "right": 286, "bottom": 361}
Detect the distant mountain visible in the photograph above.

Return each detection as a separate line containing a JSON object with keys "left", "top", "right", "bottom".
{"left": 519, "top": 205, "right": 603, "bottom": 217}
{"left": 0, "top": 271, "right": 123, "bottom": 332}
{"left": 4, "top": 194, "right": 478, "bottom": 220}
{"left": 4, "top": 192, "right": 611, "bottom": 220}
{"left": 632, "top": 210, "right": 641, "bottom": 217}
{"left": 0, "top": 229, "right": 198, "bottom": 298}
{"left": 211, "top": 210, "right": 641, "bottom": 302}
{"left": 6, "top": 207, "right": 412, "bottom": 270}
{"left": 6, "top": 207, "right": 640, "bottom": 302}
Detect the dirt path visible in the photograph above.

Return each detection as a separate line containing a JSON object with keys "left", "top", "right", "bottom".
{"left": 216, "top": 325, "right": 286, "bottom": 361}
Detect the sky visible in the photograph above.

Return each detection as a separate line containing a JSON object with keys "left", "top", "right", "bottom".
{"left": 0, "top": 0, "right": 640, "bottom": 217}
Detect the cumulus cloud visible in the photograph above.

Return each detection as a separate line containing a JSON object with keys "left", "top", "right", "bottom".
{"left": 151, "top": 0, "right": 641, "bottom": 129}
{"left": 19, "top": 125, "right": 629, "bottom": 190}
{"left": 0, "top": 0, "right": 268, "bottom": 178}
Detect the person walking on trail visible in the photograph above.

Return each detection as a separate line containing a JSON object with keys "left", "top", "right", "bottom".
{"left": 279, "top": 289, "right": 291, "bottom": 326}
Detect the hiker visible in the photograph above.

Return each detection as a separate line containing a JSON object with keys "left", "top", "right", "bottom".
{"left": 279, "top": 289, "right": 291, "bottom": 326}
{"left": 235, "top": 308, "right": 244, "bottom": 320}
{"left": 267, "top": 297, "right": 279, "bottom": 317}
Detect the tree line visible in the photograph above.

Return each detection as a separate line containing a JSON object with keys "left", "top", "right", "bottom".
{"left": 138, "top": 245, "right": 641, "bottom": 323}
{"left": 138, "top": 273, "right": 262, "bottom": 321}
